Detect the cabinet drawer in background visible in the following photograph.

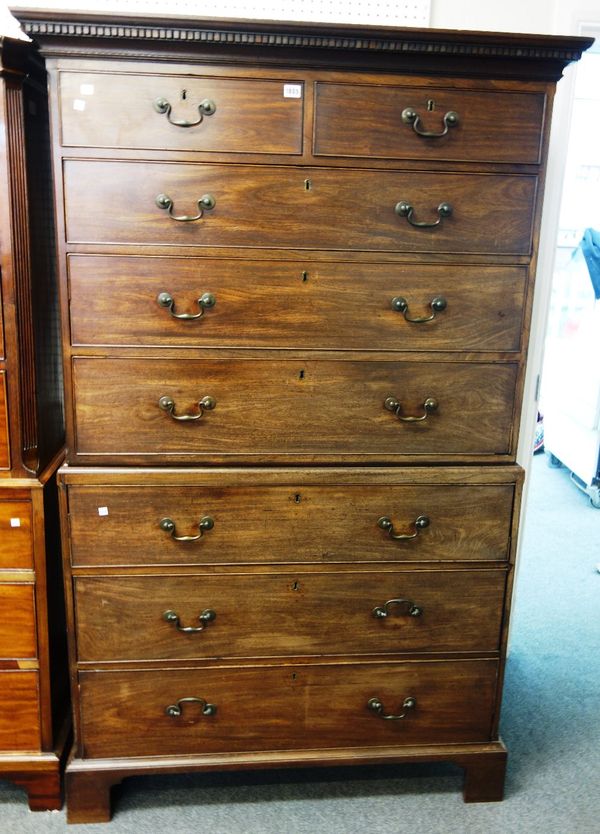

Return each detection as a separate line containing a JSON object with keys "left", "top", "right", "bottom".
{"left": 0, "top": 371, "right": 9, "bottom": 469}
{"left": 0, "top": 500, "right": 33, "bottom": 568}
{"left": 0, "top": 584, "right": 36, "bottom": 658}
{"left": 67, "top": 481, "right": 515, "bottom": 567}
{"left": 314, "top": 82, "right": 546, "bottom": 164}
{"left": 58, "top": 71, "right": 304, "bottom": 155}
{"left": 0, "top": 671, "right": 41, "bottom": 752}
{"left": 63, "top": 161, "right": 537, "bottom": 256}
{"left": 78, "top": 660, "right": 498, "bottom": 758}
{"left": 68, "top": 255, "right": 527, "bottom": 352}
{"left": 73, "top": 569, "right": 507, "bottom": 661}
{"left": 70, "top": 357, "right": 519, "bottom": 462}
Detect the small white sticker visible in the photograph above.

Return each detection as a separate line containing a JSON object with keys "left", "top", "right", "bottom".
{"left": 283, "top": 84, "right": 302, "bottom": 99}
{"left": 80, "top": 83, "right": 95, "bottom": 95}
{"left": 10, "top": 518, "right": 21, "bottom": 528}
{"left": 97, "top": 506, "right": 109, "bottom": 517}
{"left": 73, "top": 99, "right": 86, "bottom": 112}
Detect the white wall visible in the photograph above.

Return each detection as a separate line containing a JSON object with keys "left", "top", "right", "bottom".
{"left": 430, "top": 0, "right": 557, "bottom": 33}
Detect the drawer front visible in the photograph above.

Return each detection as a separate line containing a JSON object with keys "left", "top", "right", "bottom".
{"left": 79, "top": 660, "right": 498, "bottom": 757}
{"left": 0, "top": 584, "right": 36, "bottom": 658}
{"left": 59, "top": 71, "right": 303, "bottom": 154}
{"left": 67, "top": 482, "right": 515, "bottom": 567}
{"left": 0, "top": 500, "right": 33, "bottom": 569}
{"left": 71, "top": 358, "right": 518, "bottom": 461}
{"left": 63, "top": 160, "right": 537, "bottom": 255}
{"left": 68, "top": 255, "right": 527, "bottom": 352}
{"left": 314, "top": 82, "right": 546, "bottom": 164}
{"left": 0, "top": 371, "right": 9, "bottom": 469}
{"left": 74, "top": 570, "right": 506, "bottom": 661}
{"left": 0, "top": 671, "right": 41, "bottom": 752}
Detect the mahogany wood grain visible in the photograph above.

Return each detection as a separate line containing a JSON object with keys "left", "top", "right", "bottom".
{"left": 68, "top": 255, "right": 527, "bottom": 352}
{"left": 62, "top": 160, "right": 537, "bottom": 256}
{"left": 58, "top": 71, "right": 303, "bottom": 154}
{"left": 71, "top": 357, "right": 518, "bottom": 461}
{"left": 74, "top": 569, "right": 506, "bottom": 660}
{"left": 0, "top": 584, "right": 36, "bottom": 658}
{"left": 78, "top": 659, "right": 498, "bottom": 757}
{"left": 0, "top": 500, "right": 34, "bottom": 568}
{"left": 314, "top": 82, "right": 545, "bottom": 164}
{"left": 66, "top": 482, "right": 514, "bottom": 567}
{"left": 0, "top": 671, "right": 41, "bottom": 751}
{"left": 0, "top": 372, "right": 9, "bottom": 469}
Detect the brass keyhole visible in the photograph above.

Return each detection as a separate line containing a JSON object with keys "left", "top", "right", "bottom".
{"left": 294, "top": 493, "right": 302, "bottom": 503}
{"left": 427, "top": 99, "right": 435, "bottom": 111}
{"left": 304, "top": 179, "right": 312, "bottom": 191}
{"left": 299, "top": 370, "right": 305, "bottom": 380}
{"left": 301, "top": 271, "right": 308, "bottom": 282}
{"left": 181, "top": 89, "right": 187, "bottom": 100}
{"left": 291, "top": 581, "right": 300, "bottom": 591}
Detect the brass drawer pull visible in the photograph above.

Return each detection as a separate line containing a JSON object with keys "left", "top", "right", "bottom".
{"left": 372, "top": 598, "right": 423, "bottom": 618}
{"left": 384, "top": 396, "right": 438, "bottom": 422}
{"left": 153, "top": 96, "right": 216, "bottom": 127}
{"left": 377, "top": 514, "right": 430, "bottom": 540}
{"left": 391, "top": 295, "right": 447, "bottom": 323}
{"left": 159, "top": 515, "right": 214, "bottom": 542}
{"left": 155, "top": 193, "right": 216, "bottom": 222}
{"left": 367, "top": 696, "right": 416, "bottom": 720}
{"left": 165, "top": 697, "right": 217, "bottom": 718}
{"left": 163, "top": 608, "right": 216, "bottom": 633}
{"left": 157, "top": 291, "right": 216, "bottom": 320}
{"left": 395, "top": 201, "right": 452, "bottom": 228}
{"left": 158, "top": 395, "right": 216, "bottom": 421}
{"left": 401, "top": 107, "right": 459, "bottom": 138}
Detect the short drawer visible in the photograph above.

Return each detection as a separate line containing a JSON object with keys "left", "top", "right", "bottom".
{"left": 0, "top": 671, "right": 41, "bottom": 752}
{"left": 74, "top": 569, "right": 506, "bottom": 661}
{"left": 63, "top": 160, "right": 537, "bottom": 256}
{"left": 71, "top": 357, "right": 518, "bottom": 463}
{"left": 0, "top": 500, "right": 33, "bottom": 569}
{"left": 314, "top": 82, "right": 546, "bottom": 164}
{"left": 0, "top": 584, "right": 37, "bottom": 658}
{"left": 68, "top": 255, "right": 527, "bottom": 353}
{"left": 0, "top": 371, "right": 9, "bottom": 469}
{"left": 78, "top": 660, "right": 498, "bottom": 757}
{"left": 67, "top": 481, "right": 515, "bottom": 567}
{"left": 59, "top": 70, "right": 304, "bottom": 154}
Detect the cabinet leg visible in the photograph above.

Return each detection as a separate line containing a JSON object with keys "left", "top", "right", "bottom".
{"left": 66, "top": 769, "right": 120, "bottom": 824}
{"left": 462, "top": 752, "right": 507, "bottom": 803}
{"left": 10, "top": 771, "right": 62, "bottom": 811}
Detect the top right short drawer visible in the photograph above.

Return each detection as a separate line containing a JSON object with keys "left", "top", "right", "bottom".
{"left": 313, "top": 82, "right": 546, "bottom": 165}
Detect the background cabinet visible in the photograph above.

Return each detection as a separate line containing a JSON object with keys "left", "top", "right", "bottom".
{"left": 0, "top": 36, "right": 66, "bottom": 810}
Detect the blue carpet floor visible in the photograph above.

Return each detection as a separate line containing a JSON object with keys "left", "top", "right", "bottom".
{"left": 1, "top": 453, "right": 598, "bottom": 832}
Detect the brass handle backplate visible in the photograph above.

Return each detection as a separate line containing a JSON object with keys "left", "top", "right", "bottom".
{"left": 158, "top": 395, "right": 216, "bottom": 421}
{"left": 384, "top": 396, "right": 438, "bottom": 422}
{"left": 156, "top": 193, "right": 216, "bottom": 222}
{"left": 157, "top": 291, "right": 216, "bottom": 320}
{"left": 367, "top": 696, "right": 416, "bottom": 720}
{"left": 401, "top": 107, "right": 459, "bottom": 138}
{"left": 154, "top": 96, "right": 216, "bottom": 127}
{"left": 395, "top": 201, "right": 452, "bottom": 228}
{"left": 377, "top": 514, "right": 430, "bottom": 541}
{"left": 163, "top": 608, "right": 216, "bottom": 633}
{"left": 165, "top": 697, "right": 217, "bottom": 718}
{"left": 391, "top": 296, "right": 447, "bottom": 323}
{"left": 372, "top": 598, "right": 423, "bottom": 618}
{"left": 159, "top": 515, "right": 214, "bottom": 542}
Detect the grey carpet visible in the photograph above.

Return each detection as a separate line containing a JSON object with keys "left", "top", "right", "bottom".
{"left": 1, "top": 453, "right": 599, "bottom": 832}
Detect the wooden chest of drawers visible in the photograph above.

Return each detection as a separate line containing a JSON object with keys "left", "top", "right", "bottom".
{"left": 0, "top": 37, "right": 66, "bottom": 810}
{"left": 19, "top": 11, "right": 590, "bottom": 824}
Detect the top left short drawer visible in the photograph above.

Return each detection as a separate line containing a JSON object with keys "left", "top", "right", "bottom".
{"left": 57, "top": 71, "right": 304, "bottom": 155}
